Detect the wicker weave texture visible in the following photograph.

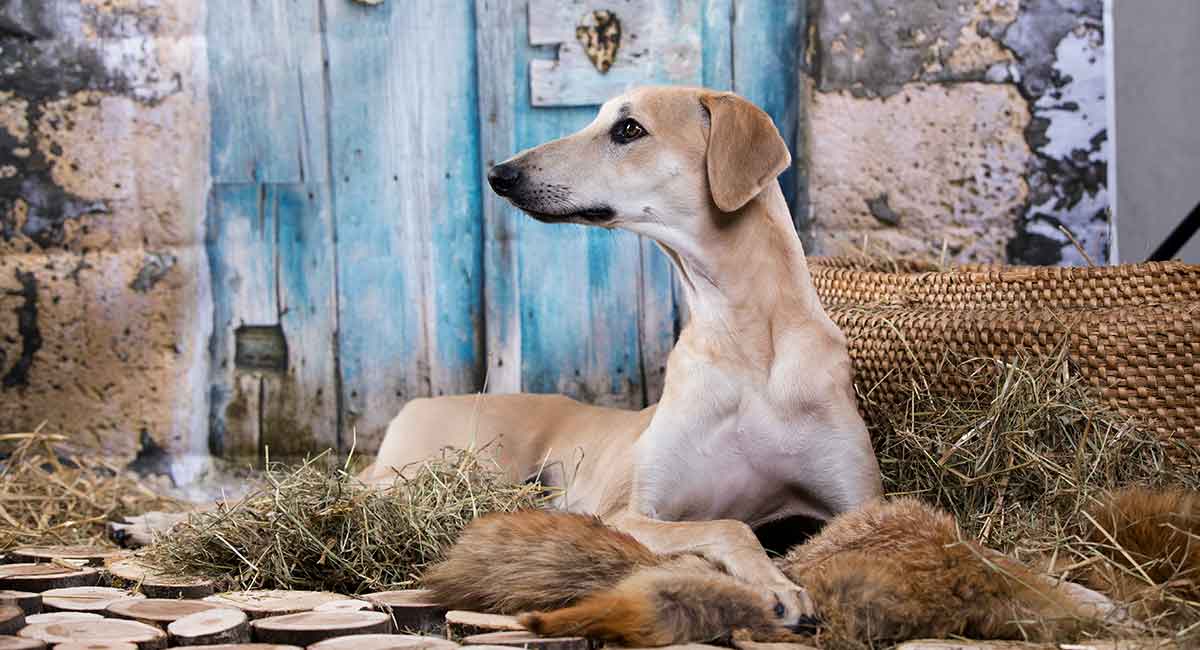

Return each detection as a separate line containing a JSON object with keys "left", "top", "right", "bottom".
{"left": 809, "top": 257, "right": 1200, "bottom": 451}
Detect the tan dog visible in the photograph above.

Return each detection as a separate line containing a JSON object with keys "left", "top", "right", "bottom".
{"left": 360, "top": 86, "right": 884, "bottom": 623}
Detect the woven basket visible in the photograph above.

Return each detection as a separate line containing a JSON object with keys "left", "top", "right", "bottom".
{"left": 808, "top": 256, "right": 1200, "bottom": 452}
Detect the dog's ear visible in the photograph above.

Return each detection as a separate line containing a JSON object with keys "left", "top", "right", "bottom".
{"left": 700, "top": 92, "right": 791, "bottom": 213}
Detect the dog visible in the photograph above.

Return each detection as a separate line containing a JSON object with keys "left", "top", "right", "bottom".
{"left": 425, "top": 493, "right": 1185, "bottom": 646}
{"left": 360, "top": 86, "right": 884, "bottom": 623}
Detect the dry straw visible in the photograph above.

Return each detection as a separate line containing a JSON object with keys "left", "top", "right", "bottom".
{"left": 0, "top": 424, "right": 182, "bottom": 550}
{"left": 143, "top": 446, "right": 554, "bottom": 594}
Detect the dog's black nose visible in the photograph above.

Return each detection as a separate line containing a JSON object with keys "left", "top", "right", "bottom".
{"left": 487, "top": 163, "right": 522, "bottom": 196}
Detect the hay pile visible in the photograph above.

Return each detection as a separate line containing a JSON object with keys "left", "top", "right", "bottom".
{"left": 0, "top": 426, "right": 182, "bottom": 550}
{"left": 861, "top": 346, "right": 1200, "bottom": 639}
{"left": 143, "top": 447, "right": 554, "bottom": 594}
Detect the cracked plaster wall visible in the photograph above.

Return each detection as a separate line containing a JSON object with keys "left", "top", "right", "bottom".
{"left": 806, "top": 0, "right": 1109, "bottom": 266}
{"left": 0, "top": 0, "right": 211, "bottom": 484}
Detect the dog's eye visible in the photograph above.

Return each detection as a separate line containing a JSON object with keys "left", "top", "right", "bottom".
{"left": 773, "top": 599, "right": 786, "bottom": 618}
{"left": 612, "top": 118, "right": 646, "bottom": 144}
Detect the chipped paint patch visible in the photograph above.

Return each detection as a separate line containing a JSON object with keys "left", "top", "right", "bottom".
{"left": 1034, "top": 28, "right": 1105, "bottom": 161}
{"left": 946, "top": 0, "right": 1018, "bottom": 76}
{"left": 1009, "top": 17, "right": 1109, "bottom": 265}
{"left": 129, "top": 250, "right": 176, "bottom": 292}
{"left": 0, "top": 92, "right": 29, "bottom": 142}
{"left": 816, "top": 0, "right": 1019, "bottom": 97}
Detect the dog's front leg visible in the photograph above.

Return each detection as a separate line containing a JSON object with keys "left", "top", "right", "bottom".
{"left": 609, "top": 510, "right": 815, "bottom": 624}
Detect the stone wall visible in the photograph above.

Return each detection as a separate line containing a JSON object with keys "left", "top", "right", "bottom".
{"left": 804, "top": 0, "right": 1109, "bottom": 266}
{"left": 0, "top": 0, "right": 211, "bottom": 483}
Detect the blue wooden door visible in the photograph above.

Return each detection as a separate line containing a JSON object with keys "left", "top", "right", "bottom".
{"left": 206, "top": 0, "right": 805, "bottom": 461}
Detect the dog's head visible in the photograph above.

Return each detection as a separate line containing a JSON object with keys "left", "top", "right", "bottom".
{"left": 487, "top": 86, "right": 790, "bottom": 244}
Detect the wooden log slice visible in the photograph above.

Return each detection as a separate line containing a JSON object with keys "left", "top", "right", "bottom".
{"left": 24, "top": 612, "right": 103, "bottom": 624}
{"left": 308, "top": 634, "right": 460, "bottom": 650}
{"left": 362, "top": 591, "right": 446, "bottom": 633}
{"left": 313, "top": 599, "right": 374, "bottom": 612}
{"left": 170, "top": 645, "right": 298, "bottom": 650}
{"left": 107, "top": 598, "right": 229, "bottom": 627}
{"left": 203, "top": 591, "right": 347, "bottom": 619}
{"left": 17, "top": 620, "right": 167, "bottom": 650}
{"left": 41, "top": 586, "right": 144, "bottom": 613}
{"left": 459, "top": 632, "right": 590, "bottom": 650}
{"left": 0, "top": 591, "right": 40, "bottom": 615}
{"left": 9, "top": 546, "right": 126, "bottom": 568}
{"left": 0, "top": 636, "right": 45, "bottom": 650}
{"left": 106, "top": 559, "right": 215, "bottom": 599}
{"left": 0, "top": 564, "right": 101, "bottom": 592}
{"left": 362, "top": 590, "right": 437, "bottom": 607}
{"left": 249, "top": 611, "right": 392, "bottom": 645}
{"left": 166, "top": 608, "right": 250, "bottom": 646}
{"left": 0, "top": 607, "right": 23, "bottom": 635}
{"left": 54, "top": 643, "right": 139, "bottom": 650}
{"left": 445, "top": 611, "right": 524, "bottom": 638}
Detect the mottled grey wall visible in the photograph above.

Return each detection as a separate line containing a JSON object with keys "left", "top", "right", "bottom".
{"left": 804, "top": 0, "right": 1109, "bottom": 266}
{"left": 0, "top": 0, "right": 212, "bottom": 483}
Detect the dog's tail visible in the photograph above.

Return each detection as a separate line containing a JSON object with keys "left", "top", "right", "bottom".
{"left": 421, "top": 509, "right": 661, "bottom": 614}
{"left": 1079, "top": 486, "right": 1200, "bottom": 620}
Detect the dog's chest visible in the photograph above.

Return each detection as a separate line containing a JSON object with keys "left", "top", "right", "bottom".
{"left": 635, "top": 389, "right": 807, "bottom": 524}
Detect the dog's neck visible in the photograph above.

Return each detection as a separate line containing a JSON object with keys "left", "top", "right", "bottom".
{"left": 661, "top": 184, "right": 828, "bottom": 371}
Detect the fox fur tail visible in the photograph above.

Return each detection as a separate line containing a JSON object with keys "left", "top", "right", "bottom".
{"left": 519, "top": 554, "right": 791, "bottom": 647}
{"left": 1076, "top": 486, "right": 1200, "bottom": 625}
{"left": 781, "top": 497, "right": 1114, "bottom": 643}
{"left": 422, "top": 509, "right": 661, "bottom": 615}
{"left": 423, "top": 510, "right": 794, "bottom": 646}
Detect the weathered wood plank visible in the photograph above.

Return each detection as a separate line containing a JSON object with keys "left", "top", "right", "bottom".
{"left": 731, "top": 0, "right": 806, "bottom": 221}
{"left": 528, "top": 0, "right": 703, "bottom": 107}
{"left": 512, "top": 3, "right": 645, "bottom": 408}
{"left": 326, "top": 1, "right": 485, "bottom": 451}
{"left": 207, "top": 0, "right": 325, "bottom": 183}
{"left": 701, "top": 0, "right": 734, "bottom": 90}
{"left": 206, "top": 184, "right": 277, "bottom": 462}
{"left": 262, "top": 184, "right": 339, "bottom": 459}
{"left": 474, "top": 0, "right": 523, "bottom": 395}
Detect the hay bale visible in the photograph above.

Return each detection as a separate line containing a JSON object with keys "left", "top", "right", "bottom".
{"left": 143, "top": 448, "right": 553, "bottom": 593}
{"left": 0, "top": 428, "right": 182, "bottom": 551}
